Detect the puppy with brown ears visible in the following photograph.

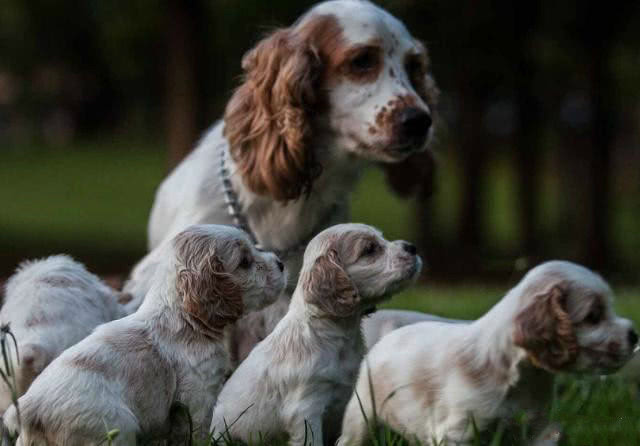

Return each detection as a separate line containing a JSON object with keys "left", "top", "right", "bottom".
{"left": 210, "top": 223, "right": 422, "bottom": 446}
{"left": 339, "top": 261, "right": 638, "bottom": 445}
{"left": 0, "top": 255, "right": 127, "bottom": 413}
{"left": 3, "top": 225, "right": 286, "bottom": 445}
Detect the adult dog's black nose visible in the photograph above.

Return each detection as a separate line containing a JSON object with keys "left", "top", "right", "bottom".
{"left": 399, "top": 107, "right": 432, "bottom": 142}
{"left": 276, "top": 259, "right": 285, "bottom": 272}
{"left": 628, "top": 329, "right": 638, "bottom": 346}
{"left": 402, "top": 242, "right": 417, "bottom": 255}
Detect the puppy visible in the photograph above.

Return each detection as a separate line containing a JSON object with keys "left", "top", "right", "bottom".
{"left": 3, "top": 225, "right": 286, "bottom": 445}
{"left": 0, "top": 255, "right": 126, "bottom": 413}
{"left": 339, "top": 261, "right": 638, "bottom": 445}
{"left": 209, "top": 223, "right": 422, "bottom": 446}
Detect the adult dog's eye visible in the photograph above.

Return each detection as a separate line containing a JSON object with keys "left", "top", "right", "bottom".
{"left": 585, "top": 304, "right": 603, "bottom": 325}
{"left": 238, "top": 256, "right": 253, "bottom": 269}
{"left": 350, "top": 48, "right": 378, "bottom": 72}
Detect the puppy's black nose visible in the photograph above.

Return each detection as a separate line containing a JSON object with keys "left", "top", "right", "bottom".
{"left": 276, "top": 259, "right": 285, "bottom": 272}
{"left": 399, "top": 107, "right": 432, "bottom": 142}
{"left": 402, "top": 242, "right": 417, "bottom": 255}
{"left": 628, "top": 329, "right": 638, "bottom": 346}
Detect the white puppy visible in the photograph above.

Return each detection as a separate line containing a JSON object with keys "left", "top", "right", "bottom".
{"left": 210, "top": 223, "right": 422, "bottom": 446}
{"left": 0, "top": 255, "right": 126, "bottom": 413}
{"left": 3, "top": 225, "right": 286, "bottom": 445}
{"left": 339, "top": 261, "right": 638, "bottom": 445}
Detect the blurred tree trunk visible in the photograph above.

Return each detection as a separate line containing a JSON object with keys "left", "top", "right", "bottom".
{"left": 582, "top": 8, "right": 618, "bottom": 271}
{"left": 454, "top": 0, "right": 491, "bottom": 270}
{"left": 165, "top": 0, "right": 200, "bottom": 169}
{"left": 576, "top": 1, "right": 629, "bottom": 271}
{"left": 584, "top": 49, "right": 614, "bottom": 270}
{"left": 458, "top": 87, "right": 486, "bottom": 258}
{"left": 513, "top": 3, "right": 541, "bottom": 258}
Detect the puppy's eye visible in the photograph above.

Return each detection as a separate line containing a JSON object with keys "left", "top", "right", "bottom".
{"left": 350, "top": 48, "right": 379, "bottom": 73}
{"left": 584, "top": 304, "right": 603, "bottom": 325}
{"left": 238, "top": 256, "right": 253, "bottom": 269}
{"left": 360, "top": 241, "right": 379, "bottom": 258}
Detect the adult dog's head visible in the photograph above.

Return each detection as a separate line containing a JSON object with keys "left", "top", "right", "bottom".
{"left": 225, "top": 0, "right": 438, "bottom": 201}
{"left": 172, "top": 225, "right": 287, "bottom": 337}
{"left": 513, "top": 261, "right": 638, "bottom": 374}
{"left": 298, "top": 223, "right": 422, "bottom": 319}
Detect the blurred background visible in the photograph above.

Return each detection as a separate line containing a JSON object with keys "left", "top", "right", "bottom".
{"left": 1, "top": 0, "right": 639, "bottom": 286}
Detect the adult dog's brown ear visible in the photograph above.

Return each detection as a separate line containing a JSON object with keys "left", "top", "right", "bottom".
{"left": 174, "top": 235, "right": 244, "bottom": 338}
{"left": 513, "top": 282, "right": 578, "bottom": 371}
{"left": 381, "top": 68, "right": 439, "bottom": 198}
{"left": 224, "top": 27, "right": 322, "bottom": 202}
{"left": 304, "top": 249, "right": 360, "bottom": 318}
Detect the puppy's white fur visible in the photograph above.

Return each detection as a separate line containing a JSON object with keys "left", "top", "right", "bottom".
{"left": 340, "top": 261, "right": 637, "bottom": 445}
{"left": 3, "top": 225, "right": 286, "bottom": 445}
{"left": 0, "top": 255, "right": 126, "bottom": 413}
{"left": 210, "top": 224, "right": 422, "bottom": 445}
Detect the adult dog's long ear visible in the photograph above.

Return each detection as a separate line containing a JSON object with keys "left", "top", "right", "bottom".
{"left": 174, "top": 234, "right": 244, "bottom": 337}
{"left": 224, "top": 28, "right": 322, "bottom": 202}
{"left": 380, "top": 70, "right": 439, "bottom": 198}
{"left": 513, "top": 282, "right": 578, "bottom": 371}
{"left": 303, "top": 249, "right": 360, "bottom": 318}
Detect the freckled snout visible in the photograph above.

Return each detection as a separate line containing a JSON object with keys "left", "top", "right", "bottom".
{"left": 396, "top": 107, "right": 431, "bottom": 148}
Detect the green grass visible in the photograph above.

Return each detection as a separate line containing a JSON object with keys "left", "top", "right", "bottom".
{"left": 0, "top": 139, "right": 165, "bottom": 255}
{"left": 1, "top": 141, "right": 640, "bottom": 277}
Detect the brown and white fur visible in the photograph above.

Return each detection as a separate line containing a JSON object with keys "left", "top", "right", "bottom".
{"left": 210, "top": 223, "right": 422, "bottom": 446}
{"left": 3, "top": 225, "right": 286, "bottom": 445}
{"left": 0, "top": 255, "right": 127, "bottom": 413}
{"left": 339, "top": 261, "right": 638, "bottom": 445}
{"left": 132, "top": 0, "right": 438, "bottom": 361}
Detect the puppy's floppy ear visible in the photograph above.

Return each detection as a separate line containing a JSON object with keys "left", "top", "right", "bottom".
{"left": 304, "top": 249, "right": 360, "bottom": 318}
{"left": 513, "top": 282, "right": 578, "bottom": 371}
{"left": 175, "top": 238, "right": 244, "bottom": 337}
{"left": 224, "top": 28, "right": 322, "bottom": 202}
